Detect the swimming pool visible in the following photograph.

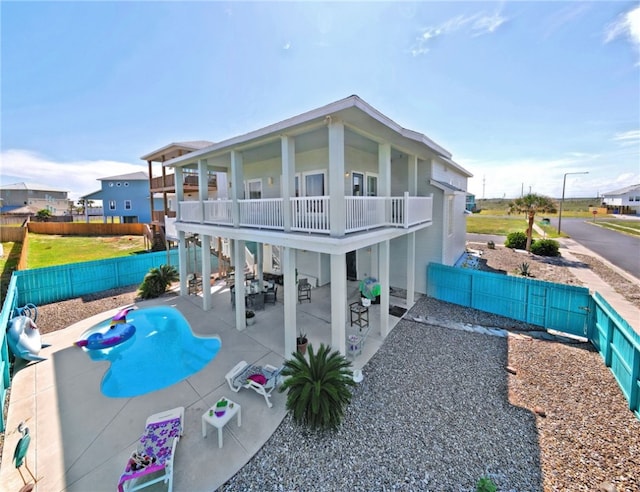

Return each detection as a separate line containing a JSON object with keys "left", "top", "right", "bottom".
{"left": 78, "top": 306, "right": 221, "bottom": 398}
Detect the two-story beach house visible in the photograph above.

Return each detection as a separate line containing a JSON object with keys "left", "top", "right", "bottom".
{"left": 82, "top": 171, "right": 160, "bottom": 224}
{"left": 142, "top": 95, "right": 472, "bottom": 356}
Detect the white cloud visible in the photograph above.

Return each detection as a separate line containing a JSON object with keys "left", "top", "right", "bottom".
{"left": 0, "top": 149, "right": 146, "bottom": 202}
{"left": 613, "top": 129, "right": 640, "bottom": 145}
{"left": 411, "top": 10, "right": 508, "bottom": 56}
{"left": 472, "top": 13, "right": 507, "bottom": 36}
{"left": 462, "top": 151, "right": 639, "bottom": 199}
{"left": 604, "top": 5, "right": 640, "bottom": 63}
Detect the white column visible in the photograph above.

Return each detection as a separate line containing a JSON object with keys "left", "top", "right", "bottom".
{"left": 378, "top": 143, "right": 391, "bottom": 197}
{"left": 282, "top": 246, "right": 297, "bottom": 358}
{"left": 408, "top": 155, "right": 417, "bottom": 196}
{"left": 330, "top": 253, "right": 347, "bottom": 355}
{"left": 233, "top": 239, "right": 247, "bottom": 330}
{"left": 257, "top": 242, "right": 264, "bottom": 289}
{"left": 281, "top": 135, "right": 295, "bottom": 232}
{"left": 175, "top": 167, "right": 184, "bottom": 221}
{"left": 406, "top": 232, "right": 415, "bottom": 307}
{"left": 230, "top": 151, "right": 243, "bottom": 227}
{"left": 201, "top": 234, "right": 212, "bottom": 311}
{"left": 198, "top": 158, "right": 208, "bottom": 202}
{"left": 379, "top": 240, "right": 390, "bottom": 338}
{"left": 178, "top": 230, "right": 188, "bottom": 296}
{"left": 328, "top": 121, "right": 345, "bottom": 237}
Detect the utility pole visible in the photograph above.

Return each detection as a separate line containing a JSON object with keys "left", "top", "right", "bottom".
{"left": 482, "top": 175, "right": 486, "bottom": 199}
{"left": 558, "top": 171, "right": 589, "bottom": 234}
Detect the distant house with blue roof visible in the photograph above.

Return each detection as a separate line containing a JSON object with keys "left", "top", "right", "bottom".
{"left": 82, "top": 171, "right": 161, "bottom": 223}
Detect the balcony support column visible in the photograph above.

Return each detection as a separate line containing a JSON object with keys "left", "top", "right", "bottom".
{"left": 230, "top": 151, "right": 244, "bottom": 228}
{"left": 408, "top": 154, "right": 417, "bottom": 196}
{"left": 330, "top": 253, "right": 347, "bottom": 355}
{"left": 201, "top": 234, "right": 212, "bottom": 311}
{"left": 378, "top": 143, "right": 391, "bottom": 197}
{"left": 175, "top": 167, "right": 184, "bottom": 221}
{"left": 198, "top": 159, "right": 208, "bottom": 224}
{"left": 233, "top": 238, "right": 247, "bottom": 330}
{"left": 281, "top": 135, "right": 295, "bottom": 232}
{"left": 406, "top": 232, "right": 416, "bottom": 307}
{"left": 178, "top": 230, "right": 188, "bottom": 297}
{"left": 379, "top": 239, "right": 390, "bottom": 338}
{"left": 282, "top": 246, "right": 297, "bottom": 357}
{"left": 328, "top": 121, "right": 346, "bottom": 237}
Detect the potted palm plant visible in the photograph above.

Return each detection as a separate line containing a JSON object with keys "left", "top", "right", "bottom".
{"left": 296, "top": 331, "right": 308, "bottom": 355}
{"left": 246, "top": 309, "right": 256, "bottom": 326}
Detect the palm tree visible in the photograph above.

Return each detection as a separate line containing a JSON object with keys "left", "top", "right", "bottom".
{"left": 138, "top": 264, "right": 179, "bottom": 299}
{"left": 507, "top": 193, "right": 557, "bottom": 252}
{"left": 279, "top": 343, "right": 356, "bottom": 430}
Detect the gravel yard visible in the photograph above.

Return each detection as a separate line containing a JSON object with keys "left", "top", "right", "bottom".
{"left": 2, "top": 243, "right": 639, "bottom": 491}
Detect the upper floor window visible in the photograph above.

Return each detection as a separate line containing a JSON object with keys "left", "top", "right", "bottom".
{"left": 303, "top": 171, "right": 326, "bottom": 196}
{"left": 245, "top": 179, "right": 262, "bottom": 199}
{"left": 124, "top": 200, "right": 132, "bottom": 210}
{"left": 352, "top": 172, "right": 364, "bottom": 197}
{"left": 109, "top": 200, "right": 116, "bottom": 210}
{"left": 366, "top": 173, "right": 378, "bottom": 197}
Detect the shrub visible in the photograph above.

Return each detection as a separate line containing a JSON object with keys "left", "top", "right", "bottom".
{"left": 137, "top": 264, "right": 179, "bottom": 299}
{"left": 279, "top": 343, "right": 356, "bottom": 430}
{"left": 515, "top": 262, "right": 532, "bottom": 277}
{"left": 476, "top": 476, "right": 497, "bottom": 492}
{"left": 530, "top": 238, "right": 560, "bottom": 257}
{"left": 505, "top": 231, "right": 529, "bottom": 250}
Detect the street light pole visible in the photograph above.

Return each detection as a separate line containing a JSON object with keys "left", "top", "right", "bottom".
{"left": 557, "top": 171, "right": 589, "bottom": 234}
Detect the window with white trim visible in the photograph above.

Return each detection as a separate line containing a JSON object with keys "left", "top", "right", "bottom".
{"left": 124, "top": 200, "right": 132, "bottom": 210}
{"left": 109, "top": 200, "right": 116, "bottom": 211}
{"left": 245, "top": 179, "right": 262, "bottom": 199}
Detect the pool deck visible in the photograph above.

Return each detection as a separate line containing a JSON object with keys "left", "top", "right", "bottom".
{"left": 0, "top": 280, "right": 404, "bottom": 491}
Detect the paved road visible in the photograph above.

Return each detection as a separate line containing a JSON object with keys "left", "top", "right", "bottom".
{"left": 552, "top": 217, "right": 640, "bottom": 280}
{"left": 468, "top": 218, "right": 640, "bottom": 280}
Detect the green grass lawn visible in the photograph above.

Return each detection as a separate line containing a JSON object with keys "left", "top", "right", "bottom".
{"left": 593, "top": 219, "right": 640, "bottom": 236}
{"left": 0, "top": 241, "right": 22, "bottom": 300}
{"left": 26, "top": 234, "right": 147, "bottom": 269}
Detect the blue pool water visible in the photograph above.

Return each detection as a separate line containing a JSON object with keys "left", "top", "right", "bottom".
{"left": 78, "top": 306, "right": 221, "bottom": 398}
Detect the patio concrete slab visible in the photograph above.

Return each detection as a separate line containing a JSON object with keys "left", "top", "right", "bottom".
{"left": 0, "top": 280, "right": 404, "bottom": 491}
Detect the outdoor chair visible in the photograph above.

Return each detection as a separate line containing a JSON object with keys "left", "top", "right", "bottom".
{"left": 225, "top": 361, "right": 283, "bottom": 408}
{"left": 298, "top": 278, "right": 311, "bottom": 303}
{"left": 264, "top": 285, "right": 277, "bottom": 304}
{"left": 117, "top": 406, "right": 184, "bottom": 492}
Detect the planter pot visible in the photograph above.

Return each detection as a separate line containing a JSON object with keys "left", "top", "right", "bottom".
{"left": 297, "top": 340, "right": 308, "bottom": 355}
{"left": 246, "top": 316, "right": 256, "bottom": 326}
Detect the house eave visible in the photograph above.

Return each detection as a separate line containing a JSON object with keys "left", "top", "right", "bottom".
{"left": 163, "top": 95, "right": 458, "bottom": 169}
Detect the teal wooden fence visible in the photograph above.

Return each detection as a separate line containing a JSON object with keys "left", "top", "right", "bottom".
{"left": 13, "top": 250, "right": 182, "bottom": 306}
{"left": 0, "top": 276, "right": 18, "bottom": 432}
{"left": 427, "top": 263, "right": 640, "bottom": 420}
{"left": 427, "top": 263, "right": 590, "bottom": 337}
{"left": 589, "top": 292, "right": 640, "bottom": 419}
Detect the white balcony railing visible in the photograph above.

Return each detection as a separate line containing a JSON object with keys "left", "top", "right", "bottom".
{"left": 179, "top": 194, "right": 432, "bottom": 235}
{"left": 290, "top": 196, "right": 330, "bottom": 233}
{"left": 239, "top": 198, "right": 284, "bottom": 230}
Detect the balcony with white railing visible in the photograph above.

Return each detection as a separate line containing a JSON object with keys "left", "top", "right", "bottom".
{"left": 178, "top": 194, "right": 432, "bottom": 236}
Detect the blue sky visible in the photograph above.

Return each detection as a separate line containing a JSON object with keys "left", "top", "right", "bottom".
{"left": 1, "top": 1, "right": 639, "bottom": 202}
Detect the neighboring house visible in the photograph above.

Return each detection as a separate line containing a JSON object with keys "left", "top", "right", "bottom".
{"left": 0, "top": 182, "right": 70, "bottom": 215}
{"left": 143, "top": 95, "right": 472, "bottom": 356}
{"left": 82, "top": 171, "right": 160, "bottom": 223}
{"left": 601, "top": 184, "right": 640, "bottom": 215}
{"left": 141, "top": 141, "right": 215, "bottom": 243}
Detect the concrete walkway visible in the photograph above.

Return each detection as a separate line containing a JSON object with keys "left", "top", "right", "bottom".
{"left": 0, "top": 280, "right": 405, "bottom": 492}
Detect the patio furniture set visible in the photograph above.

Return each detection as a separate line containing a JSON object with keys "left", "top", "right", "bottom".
{"left": 117, "top": 360, "right": 284, "bottom": 491}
